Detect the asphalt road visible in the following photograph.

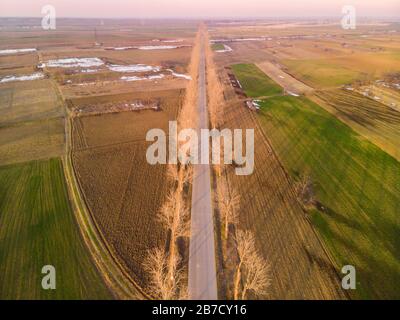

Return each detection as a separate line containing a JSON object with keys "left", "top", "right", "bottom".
{"left": 188, "top": 33, "right": 218, "bottom": 300}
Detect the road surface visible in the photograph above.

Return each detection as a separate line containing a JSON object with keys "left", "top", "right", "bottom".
{"left": 188, "top": 33, "right": 218, "bottom": 300}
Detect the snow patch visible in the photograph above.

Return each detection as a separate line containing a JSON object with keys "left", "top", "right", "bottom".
{"left": 108, "top": 64, "right": 161, "bottom": 73}
{"left": 162, "top": 39, "right": 184, "bottom": 43}
{"left": 45, "top": 58, "right": 104, "bottom": 68}
{"left": 0, "top": 72, "right": 44, "bottom": 83}
{"left": 216, "top": 44, "right": 233, "bottom": 53}
{"left": 167, "top": 69, "right": 192, "bottom": 80}
{"left": 81, "top": 69, "right": 100, "bottom": 73}
{"left": 137, "top": 45, "right": 179, "bottom": 50}
{"left": 111, "top": 46, "right": 135, "bottom": 51}
{"left": 0, "top": 48, "right": 36, "bottom": 55}
{"left": 287, "top": 91, "right": 300, "bottom": 97}
{"left": 121, "top": 74, "right": 165, "bottom": 82}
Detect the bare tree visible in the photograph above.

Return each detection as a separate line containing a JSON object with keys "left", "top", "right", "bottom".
{"left": 218, "top": 183, "right": 240, "bottom": 239}
{"left": 233, "top": 230, "right": 271, "bottom": 300}
{"left": 204, "top": 31, "right": 225, "bottom": 129}
{"left": 295, "top": 174, "right": 315, "bottom": 206}
{"left": 144, "top": 247, "right": 187, "bottom": 300}
{"left": 143, "top": 248, "right": 173, "bottom": 300}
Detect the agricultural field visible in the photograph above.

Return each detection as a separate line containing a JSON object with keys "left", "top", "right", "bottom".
{"left": 0, "top": 17, "right": 196, "bottom": 297}
{"left": 231, "top": 63, "right": 283, "bottom": 97}
{"left": 214, "top": 22, "right": 400, "bottom": 298}
{"left": 281, "top": 51, "right": 400, "bottom": 88}
{"left": 71, "top": 89, "right": 183, "bottom": 289}
{"left": 217, "top": 67, "right": 346, "bottom": 299}
{"left": 1, "top": 13, "right": 400, "bottom": 301}
{"left": 0, "top": 158, "right": 111, "bottom": 299}
{"left": 312, "top": 89, "right": 400, "bottom": 161}
{"left": 256, "top": 95, "right": 400, "bottom": 299}
{"left": 0, "top": 76, "right": 66, "bottom": 166}
{"left": 0, "top": 118, "right": 65, "bottom": 166}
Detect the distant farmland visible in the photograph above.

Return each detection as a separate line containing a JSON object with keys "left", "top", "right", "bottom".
{"left": 281, "top": 51, "right": 400, "bottom": 89}
{"left": 0, "top": 158, "right": 111, "bottom": 299}
{"left": 257, "top": 95, "right": 400, "bottom": 299}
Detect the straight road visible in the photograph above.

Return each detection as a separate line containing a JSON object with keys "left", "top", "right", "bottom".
{"left": 188, "top": 32, "right": 218, "bottom": 300}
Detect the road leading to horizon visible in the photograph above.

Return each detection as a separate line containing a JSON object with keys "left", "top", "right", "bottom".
{"left": 188, "top": 32, "right": 218, "bottom": 300}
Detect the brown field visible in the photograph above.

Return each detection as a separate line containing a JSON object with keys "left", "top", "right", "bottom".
{"left": 0, "top": 118, "right": 65, "bottom": 166}
{"left": 71, "top": 90, "right": 183, "bottom": 288}
{"left": 0, "top": 53, "right": 38, "bottom": 77}
{"left": 0, "top": 78, "right": 65, "bottom": 166}
{"left": 0, "top": 79, "right": 63, "bottom": 124}
{"left": 0, "top": 19, "right": 195, "bottom": 296}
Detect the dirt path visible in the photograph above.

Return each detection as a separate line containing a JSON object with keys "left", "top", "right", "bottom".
{"left": 188, "top": 29, "right": 218, "bottom": 300}
{"left": 256, "top": 61, "right": 313, "bottom": 95}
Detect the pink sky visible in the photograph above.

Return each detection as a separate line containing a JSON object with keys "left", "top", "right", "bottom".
{"left": 0, "top": 0, "right": 399, "bottom": 18}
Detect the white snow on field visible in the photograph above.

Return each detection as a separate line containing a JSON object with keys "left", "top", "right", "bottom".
{"left": 108, "top": 64, "right": 161, "bottom": 73}
{"left": 137, "top": 45, "right": 179, "bottom": 50}
{"left": 234, "top": 37, "right": 267, "bottom": 41}
{"left": 215, "top": 44, "right": 233, "bottom": 53}
{"left": 210, "top": 37, "right": 267, "bottom": 43}
{"left": 148, "top": 74, "right": 165, "bottom": 80}
{"left": 112, "top": 46, "right": 135, "bottom": 51}
{"left": 162, "top": 39, "right": 184, "bottom": 43}
{"left": 0, "top": 73, "right": 44, "bottom": 83}
{"left": 120, "top": 76, "right": 144, "bottom": 82}
{"left": 167, "top": 69, "right": 192, "bottom": 80}
{"left": 81, "top": 69, "right": 100, "bottom": 73}
{"left": 279, "top": 75, "right": 285, "bottom": 79}
{"left": 288, "top": 91, "right": 300, "bottom": 97}
{"left": 45, "top": 58, "right": 104, "bottom": 68}
{"left": 121, "top": 74, "right": 165, "bottom": 82}
{"left": 0, "top": 48, "right": 37, "bottom": 55}
{"left": 171, "top": 72, "right": 191, "bottom": 80}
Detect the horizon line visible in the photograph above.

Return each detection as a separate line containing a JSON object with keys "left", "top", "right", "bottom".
{"left": 0, "top": 15, "right": 399, "bottom": 20}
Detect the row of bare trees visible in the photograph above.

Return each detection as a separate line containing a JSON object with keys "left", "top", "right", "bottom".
{"left": 143, "top": 28, "right": 202, "bottom": 300}
{"left": 217, "top": 179, "right": 271, "bottom": 299}
{"left": 205, "top": 29, "right": 271, "bottom": 300}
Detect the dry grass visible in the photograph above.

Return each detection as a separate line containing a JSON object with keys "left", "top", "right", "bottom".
{"left": 0, "top": 118, "right": 65, "bottom": 166}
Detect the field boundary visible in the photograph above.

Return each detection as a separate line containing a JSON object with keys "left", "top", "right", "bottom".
{"left": 54, "top": 72, "right": 149, "bottom": 299}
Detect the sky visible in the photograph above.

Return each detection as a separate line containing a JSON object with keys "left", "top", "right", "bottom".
{"left": 0, "top": 0, "right": 399, "bottom": 18}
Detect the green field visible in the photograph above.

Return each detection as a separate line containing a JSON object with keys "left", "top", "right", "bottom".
{"left": 231, "top": 63, "right": 283, "bottom": 97}
{"left": 257, "top": 95, "right": 400, "bottom": 299}
{"left": 212, "top": 43, "right": 225, "bottom": 51}
{"left": 0, "top": 158, "right": 111, "bottom": 299}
